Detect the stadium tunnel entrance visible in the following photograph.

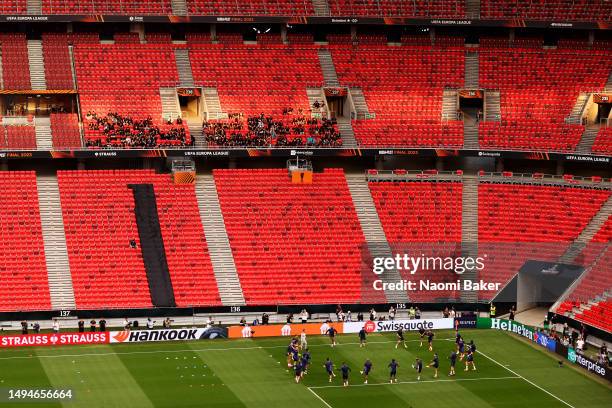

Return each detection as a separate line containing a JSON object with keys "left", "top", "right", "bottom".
{"left": 459, "top": 89, "right": 484, "bottom": 124}
{"left": 177, "top": 87, "right": 203, "bottom": 121}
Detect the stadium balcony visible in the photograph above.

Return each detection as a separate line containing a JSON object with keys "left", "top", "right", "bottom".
{"left": 481, "top": 0, "right": 612, "bottom": 22}
{"left": 213, "top": 168, "right": 382, "bottom": 305}
{"left": 328, "top": 37, "right": 465, "bottom": 147}
{"left": 479, "top": 46, "right": 612, "bottom": 152}
{"left": 58, "top": 170, "right": 221, "bottom": 309}
{"left": 0, "top": 171, "right": 52, "bottom": 312}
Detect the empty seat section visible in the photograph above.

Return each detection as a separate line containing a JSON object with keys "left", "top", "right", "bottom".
{"left": 0, "top": 1, "right": 27, "bottom": 14}
{"left": 329, "top": 40, "right": 464, "bottom": 147}
{"left": 189, "top": 41, "right": 322, "bottom": 115}
{"left": 0, "top": 171, "right": 51, "bottom": 311}
{"left": 592, "top": 127, "right": 612, "bottom": 155}
{"left": 42, "top": 33, "right": 75, "bottom": 89}
{"left": 481, "top": 0, "right": 611, "bottom": 22}
{"left": 0, "top": 33, "right": 31, "bottom": 90}
{"left": 4, "top": 125, "right": 36, "bottom": 149}
{"left": 479, "top": 47, "right": 612, "bottom": 151}
{"left": 187, "top": 0, "right": 313, "bottom": 15}
{"left": 73, "top": 42, "right": 179, "bottom": 120}
{"left": 58, "top": 170, "right": 220, "bottom": 308}
{"left": 369, "top": 180, "right": 463, "bottom": 301}
{"left": 42, "top": 0, "right": 172, "bottom": 14}
{"left": 50, "top": 113, "right": 82, "bottom": 148}
{"left": 478, "top": 182, "right": 610, "bottom": 299}
{"left": 214, "top": 168, "right": 368, "bottom": 305}
{"left": 328, "top": 0, "right": 464, "bottom": 18}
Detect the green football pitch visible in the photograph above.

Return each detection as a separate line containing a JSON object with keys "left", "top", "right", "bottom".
{"left": 0, "top": 329, "right": 610, "bottom": 408}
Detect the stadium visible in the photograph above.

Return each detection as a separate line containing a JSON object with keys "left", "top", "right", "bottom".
{"left": 0, "top": 0, "right": 610, "bottom": 407}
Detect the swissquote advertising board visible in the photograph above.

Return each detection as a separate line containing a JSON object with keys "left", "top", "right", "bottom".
{"left": 343, "top": 318, "right": 454, "bottom": 334}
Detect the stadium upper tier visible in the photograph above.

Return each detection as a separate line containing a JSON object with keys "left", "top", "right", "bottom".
{"left": 0, "top": 0, "right": 609, "bottom": 22}
{"left": 0, "top": 169, "right": 609, "bottom": 333}
{"left": 0, "top": 34, "right": 610, "bottom": 155}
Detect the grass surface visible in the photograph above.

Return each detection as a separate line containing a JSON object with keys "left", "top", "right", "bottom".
{"left": 0, "top": 329, "right": 609, "bottom": 408}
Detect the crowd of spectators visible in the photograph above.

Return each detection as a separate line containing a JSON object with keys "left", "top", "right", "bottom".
{"left": 84, "top": 112, "right": 192, "bottom": 148}
{"left": 203, "top": 111, "right": 342, "bottom": 147}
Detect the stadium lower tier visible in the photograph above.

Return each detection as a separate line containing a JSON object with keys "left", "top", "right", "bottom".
{"left": 0, "top": 169, "right": 609, "bottom": 315}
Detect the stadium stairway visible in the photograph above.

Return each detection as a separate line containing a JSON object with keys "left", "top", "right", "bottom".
{"left": 203, "top": 87, "right": 226, "bottom": 120}
{"left": 317, "top": 49, "right": 340, "bottom": 87}
{"left": 0, "top": 55, "right": 3, "bottom": 89}
{"left": 337, "top": 118, "right": 358, "bottom": 148}
{"left": 442, "top": 89, "right": 458, "bottom": 121}
{"left": 566, "top": 93, "right": 590, "bottom": 125}
{"left": 605, "top": 70, "right": 612, "bottom": 92}
{"left": 174, "top": 48, "right": 195, "bottom": 87}
{"left": 345, "top": 173, "right": 409, "bottom": 303}
{"left": 463, "top": 120, "right": 479, "bottom": 149}
{"left": 34, "top": 117, "right": 52, "bottom": 149}
{"left": 27, "top": 40, "right": 46, "bottom": 90}
{"left": 171, "top": 0, "right": 188, "bottom": 16}
{"left": 350, "top": 87, "right": 370, "bottom": 118}
{"left": 159, "top": 87, "right": 181, "bottom": 121}
{"left": 558, "top": 194, "right": 612, "bottom": 264}
{"left": 460, "top": 176, "right": 479, "bottom": 302}
{"left": 576, "top": 126, "right": 600, "bottom": 154}
{"left": 27, "top": 0, "right": 41, "bottom": 15}
{"left": 37, "top": 173, "right": 76, "bottom": 310}
{"left": 306, "top": 87, "right": 329, "bottom": 117}
{"left": 484, "top": 90, "right": 501, "bottom": 121}
{"left": 464, "top": 50, "right": 479, "bottom": 89}
{"left": 195, "top": 174, "right": 245, "bottom": 306}
{"left": 188, "top": 119, "right": 206, "bottom": 147}
{"left": 466, "top": 0, "right": 481, "bottom": 18}
{"left": 312, "top": 0, "right": 331, "bottom": 16}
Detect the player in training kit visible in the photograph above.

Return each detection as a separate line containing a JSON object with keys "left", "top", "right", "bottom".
{"left": 396, "top": 328, "right": 407, "bottom": 349}
{"left": 340, "top": 362, "right": 351, "bottom": 387}
{"left": 418, "top": 327, "right": 426, "bottom": 347}
{"left": 287, "top": 342, "right": 298, "bottom": 368}
{"left": 427, "top": 330, "right": 435, "bottom": 351}
{"left": 294, "top": 360, "right": 304, "bottom": 383}
{"left": 465, "top": 350, "right": 476, "bottom": 371}
{"left": 361, "top": 359, "right": 373, "bottom": 384}
{"left": 326, "top": 326, "right": 337, "bottom": 347}
{"left": 457, "top": 337, "right": 466, "bottom": 361}
{"left": 414, "top": 358, "right": 423, "bottom": 381}
{"left": 449, "top": 351, "right": 457, "bottom": 376}
{"left": 469, "top": 340, "right": 477, "bottom": 356}
{"left": 388, "top": 359, "right": 399, "bottom": 383}
{"left": 359, "top": 327, "right": 367, "bottom": 348}
{"left": 300, "top": 329, "right": 308, "bottom": 350}
{"left": 324, "top": 358, "right": 336, "bottom": 382}
{"left": 428, "top": 353, "right": 439, "bottom": 378}
{"left": 301, "top": 349, "right": 311, "bottom": 374}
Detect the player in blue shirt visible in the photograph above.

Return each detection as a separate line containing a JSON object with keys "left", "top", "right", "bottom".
{"left": 395, "top": 328, "right": 407, "bottom": 349}
{"left": 286, "top": 342, "right": 298, "bottom": 368}
{"left": 427, "top": 330, "right": 435, "bottom": 351}
{"left": 388, "top": 358, "right": 400, "bottom": 383}
{"left": 359, "top": 327, "right": 367, "bottom": 348}
{"left": 326, "top": 326, "right": 338, "bottom": 347}
{"left": 324, "top": 357, "right": 335, "bottom": 382}
{"left": 340, "top": 362, "right": 351, "bottom": 387}
{"left": 465, "top": 350, "right": 476, "bottom": 371}
{"left": 301, "top": 349, "right": 311, "bottom": 374}
{"left": 449, "top": 351, "right": 457, "bottom": 376}
{"left": 294, "top": 360, "right": 304, "bottom": 383}
{"left": 418, "top": 327, "right": 426, "bottom": 347}
{"left": 469, "top": 340, "right": 477, "bottom": 355}
{"left": 360, "top": 359, "right": 373, "bottom": 384}
{"left": 457, "top": 338, "right": 466, "bottom": 361}
{"left": 414, "top": 357, "right": 423, "bottom": 381}
{"left": 427, "top": 353, "right": 439, "bottom": 378}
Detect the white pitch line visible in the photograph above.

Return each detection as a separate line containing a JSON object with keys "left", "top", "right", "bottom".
{"left": 478, "top": 351, "right": 576, "bottom": 408}
{"left": 0, "top": 339, "right": 422, "bottom": 361}
{"left": 308, "top": 387, "right": 334, "bottom": 408}
{"left": 309, "top": 375, "right": 520, "bottom": 389}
